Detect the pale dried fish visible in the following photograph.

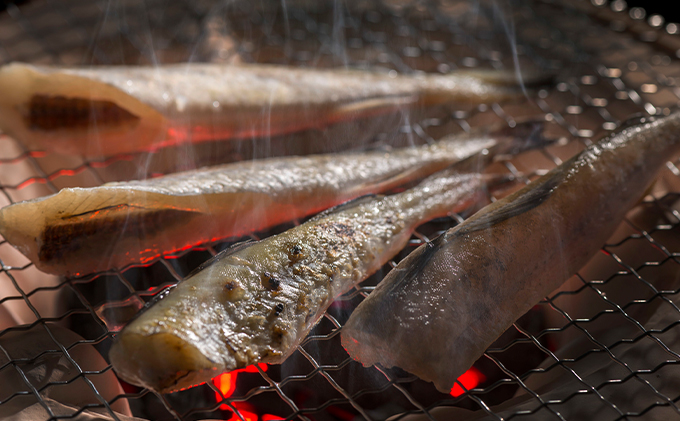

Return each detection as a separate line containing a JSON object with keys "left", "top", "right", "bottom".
{"left": 341, "top": 110, "right": 680, "bottom": 393}
{"left": 0, "top": 62, "right": 550, "bottom": 156}
{"left": 0, "top": 121, "right": 544, "bottom": 276}
{"left": 109, "top": 170, "right": 521, "bottom": 392}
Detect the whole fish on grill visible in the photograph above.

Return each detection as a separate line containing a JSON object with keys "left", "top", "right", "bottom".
{"left": 0, "top": 120, "right": 545, "bottom": 277}
{"left": 341, "top": 110, "right": 680, "bottom": 393}
{"left": 108, "top": 126, "right": 551, "bottom": 394}
{"left": 0, "top": 62, "right": 551, "bottom": 156}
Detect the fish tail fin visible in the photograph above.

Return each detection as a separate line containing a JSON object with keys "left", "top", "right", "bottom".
{"left": 455, "top": 67, "right": 556, "bottom": 88}
{"left": 420, "top": 67, "right": 556, "bottom": 105}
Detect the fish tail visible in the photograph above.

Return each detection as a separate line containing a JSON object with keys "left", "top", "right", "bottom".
{"left": 454, "top": 67, "right": 556, "bottom": 88}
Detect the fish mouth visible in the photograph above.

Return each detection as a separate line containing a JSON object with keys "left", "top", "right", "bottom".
{"left": 110, "top": 331, "right": 219, "bottom": 394}
{"left": 26, "top": 94, "right": 140, "bottom": 131}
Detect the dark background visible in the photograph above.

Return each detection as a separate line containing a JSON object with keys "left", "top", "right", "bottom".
{"left": 0, "top": 0, "right": 678, "bottom": 21}
{"left": 0, "top": 1, "right": 678, "bottom": 36}
{"left": 625, "top": 0, "right": 679, "bottom": 22}
{"left": 0, "top": 0, "right": 677, "bottom": 16}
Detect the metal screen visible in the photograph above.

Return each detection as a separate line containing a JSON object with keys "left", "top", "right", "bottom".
{"left": 1, "top": 0, "right": 680, "bottom": 420}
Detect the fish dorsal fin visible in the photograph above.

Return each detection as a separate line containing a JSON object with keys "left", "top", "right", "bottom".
{"left": 454, "top": 168, "right": 563, "bottom": 237}
{"left": 381, "top": 169, "right": 562, "bottom": 296}
{"left": 310, "top": 194, "right": 380, "bottom": 221}
{"left": 183, "top": 239, "right": 257, "bottom": 281}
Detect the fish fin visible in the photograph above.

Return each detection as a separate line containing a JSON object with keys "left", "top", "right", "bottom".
{"left": 310, "top": 194, "right": 381, "bottom": 221}
{"left": 381, "top": 233, "right": 449, "bottom": 296}
{"left": 184, "top": 240, "right": 257, "bottom": 280}
{"left": 455, "top": 169, "right": 563, "bottom": 236}
{"left": 453, "top": 68, "right": 556, "bottom": 88}
{"left": 636, "top": 180, "right": 656, "bottom": 206}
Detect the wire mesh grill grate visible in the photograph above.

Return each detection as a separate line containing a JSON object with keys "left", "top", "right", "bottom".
{"left": 1, "top": 0, "right": 680, "bottom": 420}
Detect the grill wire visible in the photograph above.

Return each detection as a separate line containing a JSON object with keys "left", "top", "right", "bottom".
{"left": 2, "top": 0, "right": 680, "bottom": 420}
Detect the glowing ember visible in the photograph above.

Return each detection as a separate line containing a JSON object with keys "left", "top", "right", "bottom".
{"left": 450, "top": 367, "right": 485, "bottom": 397}
{"left": 212, "top": 364, "right": 269, "bottom": 410}
{"left": 261, "top": 415, "right": 285, "bottom": 421}
{"left": 228, "top": 409, "right": 258, "bottom": 421}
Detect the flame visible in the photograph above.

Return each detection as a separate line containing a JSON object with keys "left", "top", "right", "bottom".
{"left": 450, "top": 367, "right": 485, "bottom": 397}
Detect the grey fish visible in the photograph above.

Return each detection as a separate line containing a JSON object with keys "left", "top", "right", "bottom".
{"left": 341, "top": 110, "right": 680, "bottom": 393}
{"left": 0, "top": 120, "right": 544, "bottom": 276}
{"left": 108, "top": 125, "right": 548, "bottom": 394}
{"left": 0, "top": 62, "right": 550, "bottom": 156}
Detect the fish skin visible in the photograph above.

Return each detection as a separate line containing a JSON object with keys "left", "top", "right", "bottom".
{"left": 108, "top": 122, "right": 552, "bottom": 394}
{"left": 108, "top": 167, "right": 509, "bottom": 394}
{"left": 0, "top": 120, "right": 545, "bottom": 277}
{"left": 340, "top": 110, "right": 680, "bottom": 393}
{"left": 0, "top": 62, "right": 551, "bottom": 156}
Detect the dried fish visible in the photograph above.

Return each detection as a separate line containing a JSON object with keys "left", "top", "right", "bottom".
{"left": 108, "top": 125, "right": 549, "bottom": 393}
{"left": 341, "top": 110, "right": 680, "bottom": 393}
{"left": 0, "top": 62, "right": 550, "bottom": 156}
{"left": 0, "top": 121, "right": 544, "bottom": 276}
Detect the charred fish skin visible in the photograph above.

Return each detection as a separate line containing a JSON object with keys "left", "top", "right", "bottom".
{"left": 108, "top": 123, "right": 552, "bottom": 394}
{"left": 0, "top": 120, "right": 545, "bottom": 276}
{"left": 0, "top": 62, "right": 551, "bottom": 156}
{"left": 341, "top": 110, "right": 680, "bottom": 393}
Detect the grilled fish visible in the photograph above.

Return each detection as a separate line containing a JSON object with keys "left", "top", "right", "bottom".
{"left": 0, "top": 121, "right": 544, "bottom": 277}
{"left": 341, "top": 110, "right": 680, "bottom": 393}
{"left": 108, "top": 126, "right": 550, "bottom": 394}
{"left": 0, "top": 62, "right": 550, "bottom": 156}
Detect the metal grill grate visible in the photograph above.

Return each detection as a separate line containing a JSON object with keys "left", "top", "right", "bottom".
{"left": 2, "top": 0, "right": 680, "bottom": 420}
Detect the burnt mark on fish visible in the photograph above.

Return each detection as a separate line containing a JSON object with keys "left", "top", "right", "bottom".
{"left": 274, "top": 303, "right": 284, "bottom": 316}
{"left": 290, "top": 244, "right": 303, "bottom": 256}
{"left": 38, "top": 207, "right": 198, "bottom": 264}
{"left": 271, "top": 325, "right": 286, "bottom": 345}
{"left": 262, "top": 272, "right": 281, "bottom": 291}
{"left": 27, "top": 95, "right": 140, "bottom": 131}
{"left": 332, "top": 223, "right": 355, "bottom": 237}
{"left": 288, "top": 244, "right": 304, "bottom": 265}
